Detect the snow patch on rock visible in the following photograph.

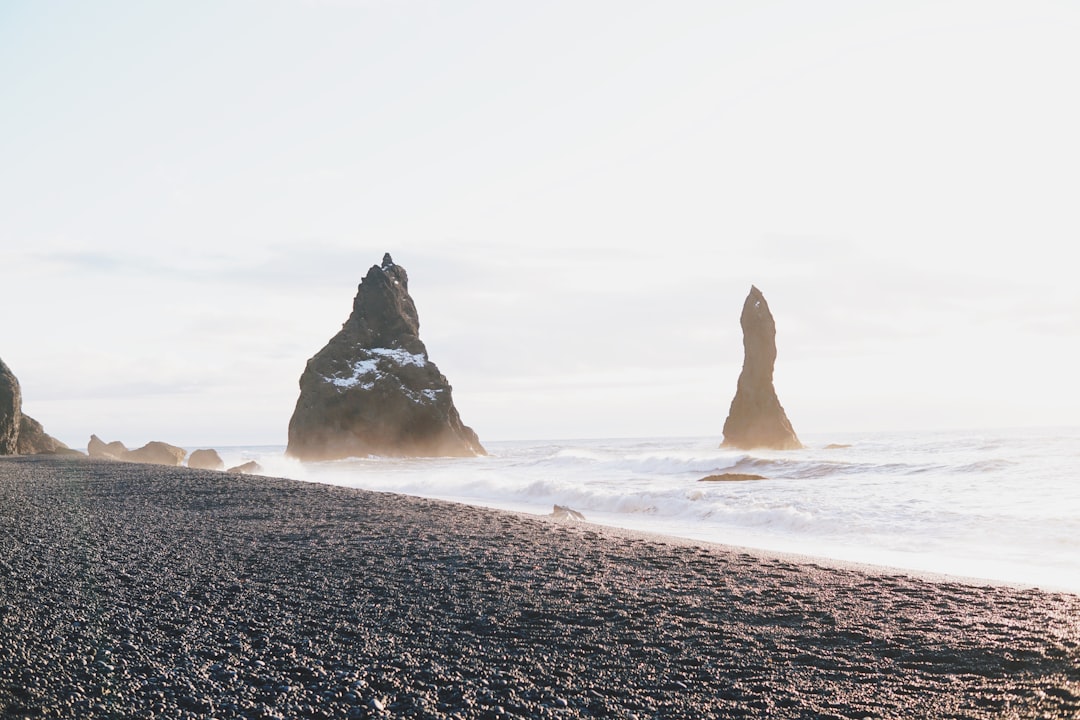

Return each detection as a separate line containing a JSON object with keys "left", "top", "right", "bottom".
{"left": 369, "top": 347, "right": 427, "bottom": 367}
{"left": 324, "top": 358, "right": 378, "bottom": 388}
{"left": 322, "top": 348, "right": 429, "bottom": 389}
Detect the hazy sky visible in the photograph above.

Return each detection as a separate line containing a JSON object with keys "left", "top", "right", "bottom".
{"left": 3, "top": 0, "right": 1079, "bottom": 447}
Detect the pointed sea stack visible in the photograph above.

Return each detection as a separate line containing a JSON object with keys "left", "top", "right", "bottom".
{"left": 721, "top": 286, "right": 801, "bottom": 450}
{"left": 287, "top": 253, "right": 485, "bottom": 460}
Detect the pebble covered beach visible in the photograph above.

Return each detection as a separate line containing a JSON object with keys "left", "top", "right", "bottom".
{"left": 1, "top": 456, "right": 1078, "bottom": 719}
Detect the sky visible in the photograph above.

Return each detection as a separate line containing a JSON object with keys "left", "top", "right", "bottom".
{"left": 3, "top": 0, "right": 1079, "bottom": 447}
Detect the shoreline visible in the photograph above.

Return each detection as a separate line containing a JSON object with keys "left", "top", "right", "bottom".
{"left": 217, "top": 433, "right": 1080, "bottom": 596}
{"left": 2, "top": 455, "right": 1078, "bottom": 718}
{"left": 524, "top": 515, "right": 1070, "bottom": 595}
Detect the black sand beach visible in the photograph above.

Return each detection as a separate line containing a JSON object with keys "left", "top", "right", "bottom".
{"left": 1, "top": 457, "right": 1078, "bottom": 719}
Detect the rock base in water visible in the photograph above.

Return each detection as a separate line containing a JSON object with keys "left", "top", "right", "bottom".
{"left": 699, "top": 473, "right": 767, "bottom": 482}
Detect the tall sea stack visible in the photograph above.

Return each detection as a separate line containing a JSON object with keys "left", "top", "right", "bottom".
{"left": 287, "top": 253, "right": 485, "bottom": 460}
{"left": 721, "top": 286, "right": 801, "bottom": 450}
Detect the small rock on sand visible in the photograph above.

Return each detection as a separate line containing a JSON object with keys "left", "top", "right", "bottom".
{"left": 188, "top": 448, "right": 225, "bottom": 471}
{"left": 551, "top": 504, "right": 586, "bottom": 521}
{"left": 227, "top": 461, "right": 263, "bottom": 475}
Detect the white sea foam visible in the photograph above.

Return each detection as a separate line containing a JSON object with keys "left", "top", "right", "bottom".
{"left": 210, "top": 428, "right": 1080, "bottom": 593}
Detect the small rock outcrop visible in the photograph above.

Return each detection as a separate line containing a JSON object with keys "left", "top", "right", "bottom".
{"left": 188, "top": 448, "right": 225, "bottom": 470}
{"left": 227, "top": 461, "right": 263, "bottom": 475}
{"left": 0, "top": 358, "right": 20, "bottom": 455}
{"left": 551, "top": 505, "right": 586, "bottom": 521}
{"left": 17, "top": 415, "right": 75, "bottom": 455}
{"left": 287, "top": 253, "right": 485, "bottom": 460}
{"left": 88, "top": 435, "right": 129, "bottom": 459}
{"left": 721, "top": 286, "right": 801, "bottom": 450}
{"left": 699, "top": 473, "right": 767, "bottom": 482}
{"left": 126, "top": 441, "right": 186, "bottom": 466}
{"left": 87, "top": 436, "right": 186, "bottom": 466}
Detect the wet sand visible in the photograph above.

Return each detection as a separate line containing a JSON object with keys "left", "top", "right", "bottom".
{"left": 1, "top": 455, "right": 1078, "bottom": 719}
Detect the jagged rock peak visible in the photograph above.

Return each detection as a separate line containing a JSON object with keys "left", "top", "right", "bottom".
{"left": 721, "top": 285, "right": 801, "bottom": 450}
{"left": 287, "top": 253, "right": 485, "bottom": 460}
{"left": 344, "top": 253, "right": 418, "bottom": 345}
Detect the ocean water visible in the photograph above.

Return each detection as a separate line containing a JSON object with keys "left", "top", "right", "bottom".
{"left": 215, "top": 427, "right": 1080, "bottom": 593}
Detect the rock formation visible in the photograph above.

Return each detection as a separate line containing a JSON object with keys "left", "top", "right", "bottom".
{"left": 188, "top": 448, "right": 225, "bottom": 470}
{"left": 551, "top": 505, "right": 586, "bottom": 521}
{"left": 227, "top": 460, "right": 263, "bottom": 475}
{"left": 17, "top": 415, "right": 75, "bottom": 455}
{"left": 88, "top": 435, "right": 129, "bottom": 459}
{"left": 87, "top": 435, "right": 186, "bottom": 466}
{"left": 0, "top": 358, "right": 20, "bottom": 455}
{"left": 721, "top": 286, "right": 801, "bottom": 450}
{"left": 287, "top": 253, "right": 485, "bottom": 460}
{"left": 699, "top": 473, "right": 767, "bottom": 482}
{"left": 126, "top": 441, "right": 186, "bottom": 466}
{"left": 1, "top": 356, "right": 70, "bottom": 455}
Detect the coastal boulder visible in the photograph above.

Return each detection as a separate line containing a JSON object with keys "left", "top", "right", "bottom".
{"left": 188, "top": 448, "right": 225, "bottom": 470}
{"left": 0, "top": 358, "right": 21, "bottom": 455}
{"left": 287, "top": 253, "right": 485, "bottom": 460}
{"left": 721, "top": 286, "right": 801, "bottom": 450}
{"left": 126, "top": 441, "right": 186, "bottom": 466}
{"left": 699, "top": 473, "right": 767, "bottom": 482}
{"left": 227, "top": 460, "right": 263, "bottom": 475}
{"left": 88, "top": 435, "right": 129, "bottom": 459}
{"left": 551, "top": 505, "right": 586, "bottom": 521}
{"left": 87, "top": 436, "right": 186, "bottom": 466}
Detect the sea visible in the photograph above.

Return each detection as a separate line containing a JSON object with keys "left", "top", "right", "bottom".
{"left": 213, "top": 427, "right": 1080, "bottom": 594}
